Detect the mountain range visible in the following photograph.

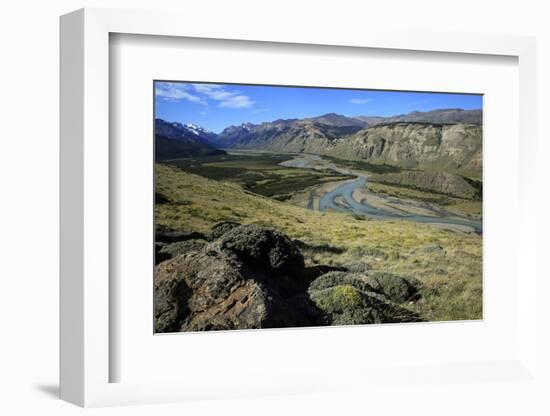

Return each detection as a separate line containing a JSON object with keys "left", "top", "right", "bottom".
{"left": 155, "top": 108, "right": 482, "bottom": 176}
{"left": 356, "top": 108, "right": 482, "bottom": 125}
{"left": 155, "top": 119, "right": 225, "bottom": 160}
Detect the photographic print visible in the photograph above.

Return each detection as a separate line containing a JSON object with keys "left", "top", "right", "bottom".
{"left": 154, "top": 81, "right": 482, "bottom": 333}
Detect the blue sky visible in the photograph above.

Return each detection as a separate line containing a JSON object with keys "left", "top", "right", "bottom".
{"left": 155, "top": 81, "right": 482, "bottom": 133}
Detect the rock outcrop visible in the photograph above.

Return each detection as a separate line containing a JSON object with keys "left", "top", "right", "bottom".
{"left": 329, "top": 123, "right": 482, "bottom": 176}
{"left": 208, "top": 221, "right": 241, "bottom": 240}
{"left": 308, "top": 271, "right": 422, "bottom": 325}
{"left": 155, "top": 224, "right": 423, "bottom": 332}
{"left": 155, "top": 225, "right": 320, "bottom": 332}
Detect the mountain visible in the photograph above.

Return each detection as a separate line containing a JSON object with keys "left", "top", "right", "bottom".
{"left": 356, "top": 108, "right": 482, "bottom": 125}
{"left": 305, "top": 113, "right": 367, "bottom": 131}
{"left": 155, "top": 119, "right": 217, "bottom": 143}
{"left": 215, "top": 113, "right": 367, "bottom": 152}
{"left": 329, "top": 122, "right": 482, "bottom": 176}
{"left": 215, "top": 113, "right": 481, "bottom": 175}
{"left": 155, "top": 119, "right": 225, "bottom": 160}
{"left": 157, "top": 109, "right": 482, "bottom": 176}
{"left": 182, "top": 123, "right": 218, "bottom": 143}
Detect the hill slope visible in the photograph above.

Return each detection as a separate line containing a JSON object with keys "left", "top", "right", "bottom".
{"left": 155, "top": 164, "right": 482, "bottom": 322}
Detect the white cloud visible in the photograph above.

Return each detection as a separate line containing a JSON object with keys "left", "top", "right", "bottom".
{"left": 155, "top": 82, "right": 206, "bottom": 105}
{"left": 349, "top": 98, "right": 373, "bottom": 105}
{"left": 192, "top": 84, "right": 256, "bottom": 109}
{"left": 219, "top": 95, "right": 255, "bottom": 108}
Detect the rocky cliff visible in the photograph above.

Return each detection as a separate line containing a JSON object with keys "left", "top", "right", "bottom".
{"left": 329, "top": 122, "right": 482, "bottom": 176}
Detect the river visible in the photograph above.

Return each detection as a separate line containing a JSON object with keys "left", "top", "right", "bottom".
{"left": 319, "top": 176, "right": 482, "bottom": 232}
{"left": 279, "top": 154, "right": 482, "bottom": 233}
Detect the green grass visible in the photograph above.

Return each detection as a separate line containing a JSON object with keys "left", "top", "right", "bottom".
{"left": 155, "top": 164, "right": 482, "bottom": 322}
{"left": 163, "top": 153, "right": 354, "bottom": 201}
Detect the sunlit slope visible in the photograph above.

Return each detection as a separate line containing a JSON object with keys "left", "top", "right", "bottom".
{"left": 156, "top": 164, "right": 482, "bottom": 321}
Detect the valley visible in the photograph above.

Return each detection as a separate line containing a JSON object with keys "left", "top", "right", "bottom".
{"left": 163, "top": 150, "right": 482, "bottom": 233}
{"left": 153, "top": 103, "right": 483, "bottom": 331}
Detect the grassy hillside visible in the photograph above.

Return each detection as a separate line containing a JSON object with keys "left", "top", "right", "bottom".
{"left": 156, "top": 164, "right": 482, "bottom": 322}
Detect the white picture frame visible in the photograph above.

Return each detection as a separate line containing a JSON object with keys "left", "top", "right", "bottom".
{"left": 60, "top": 7, "right": 539, "bottom": 408}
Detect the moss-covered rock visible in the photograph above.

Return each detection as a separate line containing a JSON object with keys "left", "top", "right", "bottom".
{"left": 345, "top": 261, "right": 370, "bottom": 273}
{"left": 209, "top": 221, "right": 241, "bottom": 241}
{"left": 309, "top": 284, "right": 420, "bottom": 325}
{"left": 308, "top": 271, "right": 373, "bottom": 294}
{"left": 367, "top": 271, "right": 423, "bottom": 303}
{"left": 216, "top": 224, "right": 304, "bottom": 274}
{"left": 307, "top": 270, "right": 423, "bottom": 325}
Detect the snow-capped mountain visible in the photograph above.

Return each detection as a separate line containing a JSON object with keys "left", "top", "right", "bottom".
{"left": 155, "top": 119, "right": 225, "bottom": 160}
{"left": 155, "top": 120, "right": 218, "bottom": 143}
{"left": 184, "top": 123, "right": 213, "bottom": 137}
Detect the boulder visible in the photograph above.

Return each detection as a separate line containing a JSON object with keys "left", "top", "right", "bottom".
{"left": 345, "top": 261, "right": 370, "bottom": 273}
{"left": 215, "top": 224, "right": 304, "bottom": 274}
{"left": 309, "top": 284, "right": 419, "bottom": 325}
{"left": 307, "top": 271, "right": 422, "bottom": 325}
{"left": 310, "top": 270, "right": 422, "bottom": 304}
{"left": 209, "top": 221, "right": 241, "bottom": 240}
{"left": 154, "top": 224, "right": 424, "bottom": 332}
{"left": 309, "top": 271, "right": 374, "bottom": 294}
{"left": 367, "top": 271, "right": 423, "bottom": 303}
{"left": 155, "top": 225, "right": 320, "bottom": 332}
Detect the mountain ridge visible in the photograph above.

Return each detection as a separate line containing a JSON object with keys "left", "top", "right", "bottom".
{"left": 356, "top": 108, "right": 482, "bottom": 126}
{"left": 156, "top": 107, "right": 482, "bottom": 175}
